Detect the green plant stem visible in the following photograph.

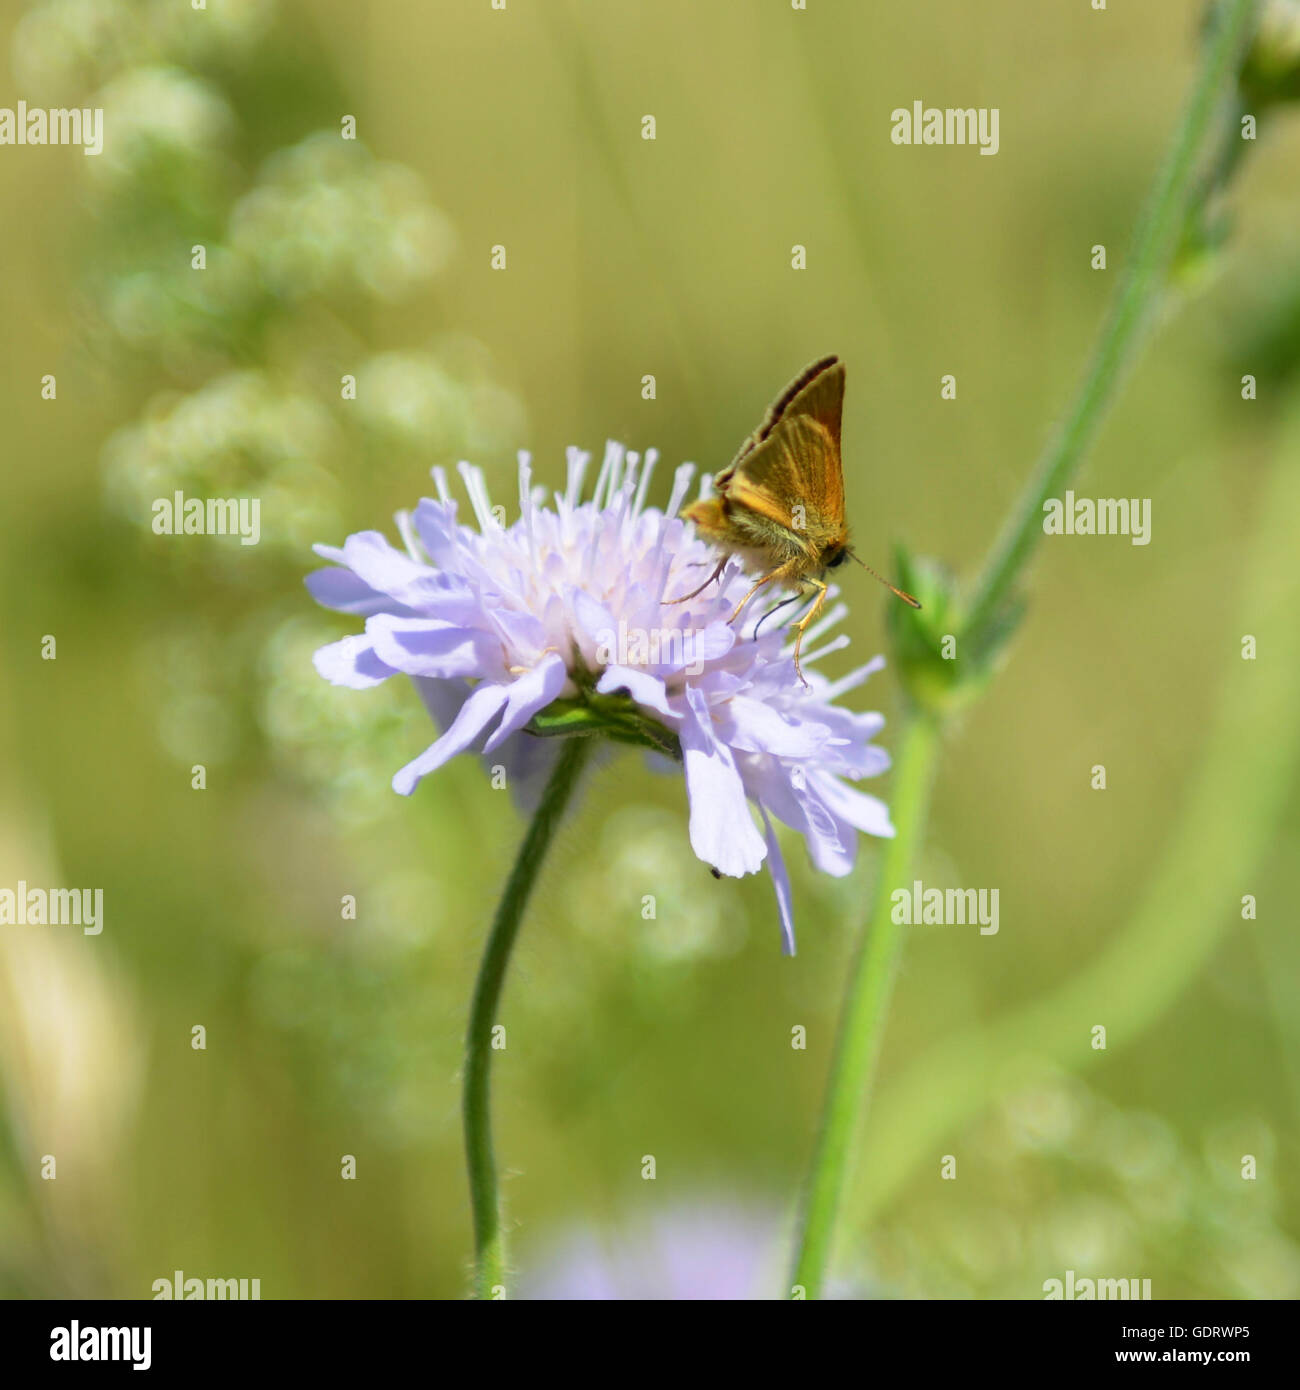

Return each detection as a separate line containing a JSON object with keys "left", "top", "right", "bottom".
{"left": 789, "top": 0, "right": 1260, "bottom": 1300}
{"left": 789, "top": 710, "right": 940, "bottom": 1298}
{"left": 850, "top": 425, "right": 1300, "bottom": 1228}
{"left": 463, "top": 734, "right": 592, "bottom": 1299}
{"left": 962, "top": 0, "right": 1261, "bottom": 650}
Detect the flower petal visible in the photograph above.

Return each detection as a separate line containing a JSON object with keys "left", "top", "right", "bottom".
{"left": 595, "top": 665, "right": 674, "bottom": 718}
{"left": 796, "top": 794, "right": 857, "bottom": 877}
{"left": 813, "top": 772, "right": 896, "bottom": 839}
{"left": 412, "top": 497, "right": 462, "bottom": 568}
{"left": 745, "top": 763, "right": 855, "bottom": 876}
{"left": 679, "top": 686, "right": 766, "bottom": 877}
{"left": 483, "top": 652, "right": 570, "bottom": 752}
{"left": 570, "top": 589, "right": 619, "bottom": 661}
{"left": 648, "top": 621, "right": 736, "bottom": 676}
{"left": 716, "top": 695, "right": 830, "bottom": 758}
{"left": 312, "top": 634, "right": 397, "bottom": 688}
{"left": 488, "top": 607, "right": 550, "bottom": 661}
{"left": 339, "top": 530, "right": 447, "bottom": 607}
{"left": 760, "top": 806, "right": 797, "bottom": 956}
{"left": 367, "top": 614, "right": 505, "bottom": 681}
{"left": 392, "top": 682, "right": 510, "bottom": 795}
{"left": 305, "top": 565, "right": 409, "bottom": 617}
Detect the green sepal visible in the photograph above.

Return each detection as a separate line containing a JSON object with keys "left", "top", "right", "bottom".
{"left": 523, "top": 692, "right": 682, "bottom": 760}
{"left": 887, "top": 545, "right": 1023, "bottom": 716}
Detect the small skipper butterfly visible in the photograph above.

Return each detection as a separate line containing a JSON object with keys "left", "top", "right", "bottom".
{"left": 668, "top": 355, "right": 919, "bottom": 686}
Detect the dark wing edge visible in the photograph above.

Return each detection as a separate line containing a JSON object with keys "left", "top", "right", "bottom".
{"left": 729, "top": 355, "right": 843, "bottom": 471}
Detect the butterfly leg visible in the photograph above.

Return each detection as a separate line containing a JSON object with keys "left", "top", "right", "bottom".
{"left": 725, "top": 559, "right": 803, "bottom": 626}
{"left": 664, "top": 553, "right": 729, "bottom": 605}
{"left": 790, "top": 577, "right": 830, "bottom": 690}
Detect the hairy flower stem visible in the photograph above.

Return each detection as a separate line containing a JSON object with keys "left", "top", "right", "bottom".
{"left": 962, "top": 0, "right": 1261, "bottom": 651}
{"left": 789, "top": 711, "right": 940, "bottom": 1299}
{"left": 463, "top": 735, "right": 592, "bottom": 1298}
{"left": 790, "top": 0, "right": 1260, "bottom": 1299}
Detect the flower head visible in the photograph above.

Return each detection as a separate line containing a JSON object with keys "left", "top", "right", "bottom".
{"left": 520, "top": 1199, "right": 783, "bottom": 1300}
{"left": 306, "top": 445, "right": 894, "bottom": 953}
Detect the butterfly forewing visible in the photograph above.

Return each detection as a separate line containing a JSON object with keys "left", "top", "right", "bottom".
{"left": 723, "top": 355, "right": 843, "bottom": 476}
{"left": 752, "top": 354, "right": 842, "bottom": 448}
{"left": 721, "top": 358, "right": 846, "bottom": 542}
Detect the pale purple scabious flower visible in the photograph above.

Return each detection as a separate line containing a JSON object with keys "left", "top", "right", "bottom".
{"left": 520, "top": 1200, "right": 783, "bottom": 1300}
{"left": 306, "top": 444, "right": 894, "bottom": 953}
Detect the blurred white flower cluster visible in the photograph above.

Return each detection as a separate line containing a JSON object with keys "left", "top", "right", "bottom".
{"left": 860, "top": 1070, "right": 1300, "bottom": 1300}
{"left": 14, "top": 0, "right": 526, "bottom": 799}
{"left": 230, "top": 133, "right": 455, "bottom": 304}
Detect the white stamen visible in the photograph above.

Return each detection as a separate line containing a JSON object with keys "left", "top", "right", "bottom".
{"left": 822, "top": 654, "right": 887, "bottom": 701}
{"left": 591, "top": 440, "right": 622, "bottom": 511}
{"left": 665, "top": 461, "right": 696, "bottom": 520}
{"left": 564, "top": 447, "right": 590, "bottom": 509}
{"left": 797, "top": 632, "right": 851, "bottom": 668}
{"left": 517, "top": 452, "right": 535, "bottom": 561}
{"left": 457, "top": 462, "right": 497, "bottom": 532}
{"left": 634, "top": 447, "right": 658, "bottom": 518}
{"left": 801, "top": 600, "right": 849, "bottom": 648}
{"left": 613, "top": 451, "right": 639, "bottom": 534}
{"left": 394, "top": 508, "right": 421, "bottom": 563}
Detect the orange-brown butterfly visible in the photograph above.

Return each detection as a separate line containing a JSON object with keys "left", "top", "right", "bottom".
{"left": 667, "top": 355, "right": 920, "bottom": 686}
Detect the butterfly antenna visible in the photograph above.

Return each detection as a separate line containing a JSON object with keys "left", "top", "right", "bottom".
{"left": 845, "top": 550, "right": 922, "bottom": 608}
{"left": 754, "top": 591, "right": 805, "bottom": 639}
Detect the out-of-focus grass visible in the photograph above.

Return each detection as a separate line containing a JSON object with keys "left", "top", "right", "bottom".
{"left": 0, "top": 0, "right": 1297, "bottom": 1297}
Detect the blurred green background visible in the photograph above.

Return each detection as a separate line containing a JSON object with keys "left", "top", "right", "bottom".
{"left": 1, "top": 0, "right": 1298, "bottom": 1299}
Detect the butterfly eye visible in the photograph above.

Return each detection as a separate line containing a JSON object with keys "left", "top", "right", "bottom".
{"left": 826, "top": 549, "right": 849, "bottom": 569}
